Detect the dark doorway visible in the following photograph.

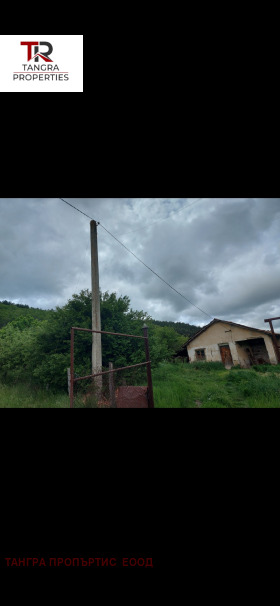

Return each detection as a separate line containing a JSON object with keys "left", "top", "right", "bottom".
{"left": 236, "top": 337, "right": 270, "bottom": 366}
{"left": 219, "top": 345, "right": 233, "bottom": 367}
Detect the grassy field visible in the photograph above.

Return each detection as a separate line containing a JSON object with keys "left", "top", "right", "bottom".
{"left": 1, "top": 362, "right": 280, "bottom": 407}
{"left": 0, "top": 383, "right": 69, "bottom": 408}
{"left": 153, "top": 362, "right": 280, "bottom": 408}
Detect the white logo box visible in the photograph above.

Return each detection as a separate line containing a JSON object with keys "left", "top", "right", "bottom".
{"left": 0, "top": 35, "right": 83, "bottom": 92}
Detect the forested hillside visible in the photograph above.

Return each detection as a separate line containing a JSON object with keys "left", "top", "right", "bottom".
{"left": 0, "top": 300, "right": 52, "bottom": 328}
{"left": 0, "top": 300, "right": 201, "bottom": 337}
{"left": 151, "top": 319, "right": 201, "bottom": 338}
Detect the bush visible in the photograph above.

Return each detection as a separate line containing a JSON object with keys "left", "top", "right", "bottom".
{"left": 32, "top": 353, "right": 71, "bottom": 391}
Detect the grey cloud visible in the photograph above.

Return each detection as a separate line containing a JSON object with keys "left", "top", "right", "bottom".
{"left": 0, "top": 198, "right": 279, "bottom": 332}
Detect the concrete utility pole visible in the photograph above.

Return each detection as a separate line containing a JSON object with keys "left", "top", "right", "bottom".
{"left": 90, "top": 220, "right": 102, "bottom": 396}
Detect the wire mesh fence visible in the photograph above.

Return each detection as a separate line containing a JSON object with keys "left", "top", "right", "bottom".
{"left": 69, "top": 325, "right": 154, "bottom": 408}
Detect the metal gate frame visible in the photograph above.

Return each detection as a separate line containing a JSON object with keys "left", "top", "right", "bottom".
{"left": 70, "top": 324, "right": 154, "bottom": 408}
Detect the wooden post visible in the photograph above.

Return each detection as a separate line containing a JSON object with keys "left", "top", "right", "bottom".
{"left": 109, "top": 362, "right": 117, "bottom": 408}
{"left": 264, "top": 317, "right": 280, "bottom": 364}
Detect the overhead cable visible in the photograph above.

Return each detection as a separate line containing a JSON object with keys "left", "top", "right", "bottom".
{"left": 59, "top": 197, "right": 214, "bottom": 320}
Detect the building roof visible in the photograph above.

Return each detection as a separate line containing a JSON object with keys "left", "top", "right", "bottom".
{"left": 185, "top": 318, "right": 280, "bottom": 347}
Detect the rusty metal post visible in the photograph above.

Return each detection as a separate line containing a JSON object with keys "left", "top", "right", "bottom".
{"left": 70, "top": 328, "right": 74, "bottom": 408}
{"left": 109, "top": 362, "right": 117, "bottom": 408}
{"left": 264, "top": 317, "right": 280, "bottom": 364}
{"left": 67, "top": 368, "right": 71, "bottom": 395}
{"left": 143, "top": 324, "right": 154, "bottom": 408}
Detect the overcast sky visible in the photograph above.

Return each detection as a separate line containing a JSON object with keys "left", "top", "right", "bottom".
{"left": 0, "top": 198, "right": 279, "bottom": 330}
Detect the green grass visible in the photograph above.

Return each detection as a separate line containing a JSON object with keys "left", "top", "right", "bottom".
{"left": 0, "top": 383, "right": 69, "bottom": 408}
{"left": 1, "top": 362, "right": 280, "bottom": 407}
{"left": 152, "top": 362, "right": 280, "bottom": 408}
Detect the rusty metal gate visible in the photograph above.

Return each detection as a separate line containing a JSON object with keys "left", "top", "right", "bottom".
{"left": 69, "top": 325, "right": 154, "bottom": 408}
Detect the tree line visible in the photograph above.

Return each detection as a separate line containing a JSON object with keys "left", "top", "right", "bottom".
{"left": 152, "top": 319, "right": 201, "bottom": 338}
{"left": 1, "top": 300, "right": 30, "bottom": 308}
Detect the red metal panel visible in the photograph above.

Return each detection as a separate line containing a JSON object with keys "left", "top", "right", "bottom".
{"left": 116, "top": 386, "right": 149, "bottom": 408}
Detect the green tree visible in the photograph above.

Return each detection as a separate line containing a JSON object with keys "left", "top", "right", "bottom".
{"left": 0, "top": 289, "right": 187, "bottom": 392}
{"left": 0, "top": 317, "right": 48, "bottom": 384}
{"left": 148, "top": 325, "right": 186, "bottom": 366}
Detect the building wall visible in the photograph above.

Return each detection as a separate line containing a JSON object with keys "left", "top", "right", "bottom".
{"left": 187, "top": 321, "right": 277, "bottom": 366}
{"left": 263, "top": 334, "right": 278, "bottom": 364}
{"left": 234, "top": 341, "right": 251, "bottom": 367}
{"left": 228, "top": 341, "right": 240, "bottom": 365}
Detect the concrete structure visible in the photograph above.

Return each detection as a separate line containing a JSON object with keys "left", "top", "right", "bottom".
{"left": 90, "top": 220, "right": 102, "bottom": 393}
{"left": 186, "top": 319, "right": 280, "bottom": 368}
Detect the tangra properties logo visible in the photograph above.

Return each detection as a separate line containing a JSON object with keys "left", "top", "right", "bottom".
{"left": 13, "top": 40, "right": 69, "bottom": 81}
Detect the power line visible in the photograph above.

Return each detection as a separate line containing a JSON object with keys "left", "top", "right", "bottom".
{"left": 58, "top": 198, "right": 214, "bottom": 320}
{"left": 98, "top": 223, "right": 213, "bottom": 319}
{"left": 59, "top": 197, "right": 100, "bottom": 223}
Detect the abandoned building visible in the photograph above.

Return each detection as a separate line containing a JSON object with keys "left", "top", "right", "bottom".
{"left": 183, "top": 319, "right": 280, "bottom": 368}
